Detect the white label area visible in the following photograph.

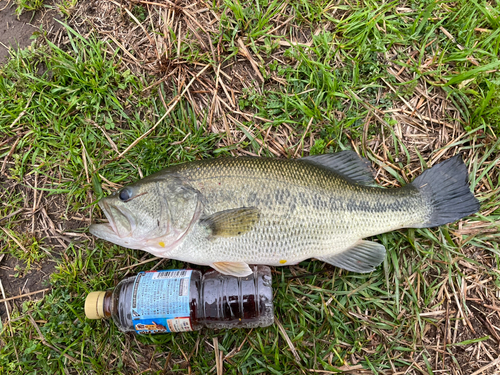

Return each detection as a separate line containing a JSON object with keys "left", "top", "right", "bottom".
{"left": 167, "top": 317, "right": 192, "bottom": 332}
{"left": 152, "top": 270, "right": 188, "bottom": 279}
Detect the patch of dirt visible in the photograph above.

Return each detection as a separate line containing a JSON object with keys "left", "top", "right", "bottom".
{"left": 0, "top": 256, "right": 55, "bottom": 317}
{"left": 0, "top": 2, "right": 62, "bottom": 65}
{"left": 0, "top": 173, "right": 89, "bottom": 319}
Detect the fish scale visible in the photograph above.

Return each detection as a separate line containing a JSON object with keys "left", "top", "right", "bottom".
{"left": 89, "top": 151, "right": 480, "bottom": 276}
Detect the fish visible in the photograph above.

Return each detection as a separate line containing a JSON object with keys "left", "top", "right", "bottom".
{"left": 89, "top": 151, "right": 480, "bottom": 277}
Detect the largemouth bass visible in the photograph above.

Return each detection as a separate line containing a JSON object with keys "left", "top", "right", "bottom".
{"left": 89, "top": 151, "right": 479, "bottom": 276}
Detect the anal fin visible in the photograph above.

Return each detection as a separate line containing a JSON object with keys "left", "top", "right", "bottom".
{"left": 211, "top": 262, "right": 253, "bottom": 277}
{"left": 317, "top": 240, "right": 386, "bottom": 273}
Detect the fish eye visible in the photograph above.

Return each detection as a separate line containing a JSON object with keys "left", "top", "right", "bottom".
{"left": 119, "top": 188, "right": 131, "bottom": 202}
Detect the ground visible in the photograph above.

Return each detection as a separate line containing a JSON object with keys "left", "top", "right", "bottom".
{"left": 0, "top": 1, "right": 62, "bottom": 63}
{"left": 0, "top": 0, "right": 499, "bottom": 374}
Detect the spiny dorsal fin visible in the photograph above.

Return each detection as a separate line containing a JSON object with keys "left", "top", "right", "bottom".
{"left": 301, "top": 150, "right": 377, "bottom": 187}
{"left": 316, "top": 240, "right": 386, "bottom": 273}
{"left": 201, "top": 207, "right": 260, "bottom": 238}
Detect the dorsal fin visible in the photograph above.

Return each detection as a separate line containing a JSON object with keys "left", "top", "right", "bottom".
{"left": 300, "top": 151, "right": 377, "bottom": 186}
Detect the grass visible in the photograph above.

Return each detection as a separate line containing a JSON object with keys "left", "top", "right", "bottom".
{"left": 0, "top": 0, "right": 499, "bottom": 374}
{"left": 14, "top": 0, "right": 45, "bottom": 16}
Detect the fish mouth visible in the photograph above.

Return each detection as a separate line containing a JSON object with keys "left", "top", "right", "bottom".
{"left": 89, "top": 221, "right": 117, "bottom": 240}
{"left": 89, "top": 200, "right": 135, "bottom": 240}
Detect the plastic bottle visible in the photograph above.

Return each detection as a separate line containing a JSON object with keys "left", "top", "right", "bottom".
{"left": 85, "top": 266, "right": 274, "bottom": 334}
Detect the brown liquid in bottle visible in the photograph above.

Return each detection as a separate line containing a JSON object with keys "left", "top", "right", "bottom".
{"left": 85, "top": 266, "right": 274, "bottom": 333}
{"left": 190, "top": 266, "right": 273, "bottom": 329}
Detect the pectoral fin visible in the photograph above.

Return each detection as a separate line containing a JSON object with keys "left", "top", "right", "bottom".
{"left": 201, "top": 207, "right": 260, "bottom": 238}
{"left": 317, "top": 240, "right": 386, "bottom": 273}
{"left": 211, "top": 262, "right": 253, "bottom": 277}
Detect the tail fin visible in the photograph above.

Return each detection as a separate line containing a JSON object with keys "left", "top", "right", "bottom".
{"left": 411, "top": 155, "right": 480, "bottom": 228}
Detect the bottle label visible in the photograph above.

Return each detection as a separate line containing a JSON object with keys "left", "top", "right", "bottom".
{"left": 131, "top": 270, "right": 192, "bottom": 334}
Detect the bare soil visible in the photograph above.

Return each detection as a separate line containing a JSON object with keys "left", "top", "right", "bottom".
{"left": 0, "top": 173, "right": 88, "bottom": 318}
{"left": 0, "top": 2, "right": 65, "bottom": 317}
{"left": 0, "top": 2, "right": 62, "bottom": 64}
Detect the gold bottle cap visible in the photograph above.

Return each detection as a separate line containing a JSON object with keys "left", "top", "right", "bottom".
{"left": 85, "top": 291, "right": 106, "bottom": 319}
